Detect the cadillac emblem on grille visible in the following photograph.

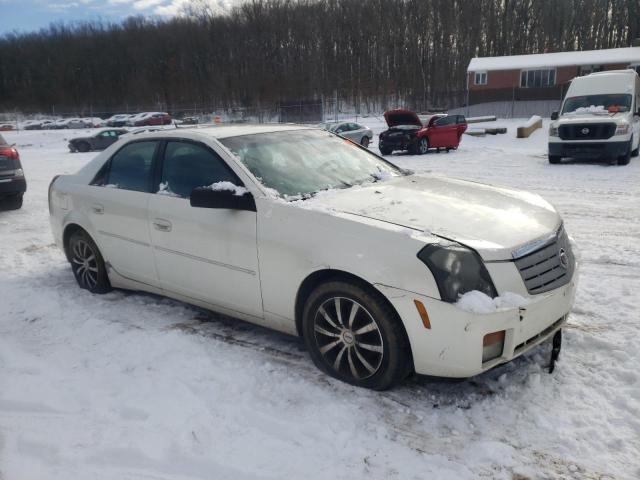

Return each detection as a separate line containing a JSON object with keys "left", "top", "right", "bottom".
{"left": 581, "top": 127, "right": 590, "bottom": 135}
{"left": 558, "top": 248, "right": 568, "bottom": 268}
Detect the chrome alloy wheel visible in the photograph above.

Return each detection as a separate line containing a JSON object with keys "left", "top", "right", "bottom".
{"left": 313, "top": 297, "right": 384, "bottom": 380}
{"left": 71, "top": 239, "right": 99, "bottom": 289}
{"left": 418, "top": 138, "right": 428, "bottom": 154}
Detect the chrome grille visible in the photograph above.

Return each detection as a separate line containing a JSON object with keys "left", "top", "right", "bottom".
{"left": 514, "top": 228, "right": 575, "bottom": 294}
{"left": 558, "top": 123, "right": 615, "bottom": 140}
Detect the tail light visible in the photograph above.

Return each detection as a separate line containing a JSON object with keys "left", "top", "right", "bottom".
{"left": 0, "top": 146, "right": 19, "bottom": 160}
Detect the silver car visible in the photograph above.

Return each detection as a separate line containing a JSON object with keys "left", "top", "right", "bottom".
{"left": 321, "top": 121, "right": 373, "bottom": 147}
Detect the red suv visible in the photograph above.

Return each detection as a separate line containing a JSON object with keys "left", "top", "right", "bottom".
{"left": 378, "top": 109, "right": 467, "bottom": 155}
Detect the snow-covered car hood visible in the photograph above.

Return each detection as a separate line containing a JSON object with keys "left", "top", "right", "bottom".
{"left": 558, "top": 111, "right": 629, "bottom": 124}
{"left": 305, "top": 175, "right": 561, "bottom": 261}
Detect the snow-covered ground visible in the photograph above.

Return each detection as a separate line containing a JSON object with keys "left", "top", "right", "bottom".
{"left": 1, "top": 120, "right": 639, "bottom": 479}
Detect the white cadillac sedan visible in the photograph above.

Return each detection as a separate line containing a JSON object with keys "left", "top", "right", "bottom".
{"left": 49, "top": 125, "right": 577, "bottom": 390}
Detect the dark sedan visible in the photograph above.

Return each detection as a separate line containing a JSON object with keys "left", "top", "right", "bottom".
{"left": 68, "top": 129, "right": 128, "bottom": 152}
{"left": 0, "top": 134, "right": 26, "bottom": 210}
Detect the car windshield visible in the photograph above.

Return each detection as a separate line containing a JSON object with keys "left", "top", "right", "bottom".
{"left": 219, "top": 129, "right": 402, "bottom": 198}
{"left": 562, "top": 94, "right": 632, "bottom": 114}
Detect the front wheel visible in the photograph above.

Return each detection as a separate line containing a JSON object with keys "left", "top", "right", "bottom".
{"left": 76, "top": 142, "right": 90, "bottom": 153}
{"left": 302, "top": 280, "right": 411, "bottom": 390}
{"left": 618, "top": 140, "right": 631, "bottom": 165}
{"left": 68, "top": 230, "right": 112, "bottom": 293}
{"left": 379, "top": 146, "right": 392, "bottom": 155}
{"left": 360, "top": 136, "right": 370, "bottom": 148}
{"left": 3, "top": 193, "right": 23, "bottom": 210}
{"left": 630, "top": 136, "right": 638, "bottom": 158}
{"left": 548, "top": 155, "right": 561, "bottom": 164}
{"left": 414, "top": 138, "right": 428, "bottom": 155}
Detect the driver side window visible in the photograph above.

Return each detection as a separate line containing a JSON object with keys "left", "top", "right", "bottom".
{"left": 159, "top": 141, "right": 241, "bottom": 198}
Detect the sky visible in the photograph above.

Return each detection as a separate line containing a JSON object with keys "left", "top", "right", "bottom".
{"left": 0, "top": 0, "right": 238, "bottom": 35}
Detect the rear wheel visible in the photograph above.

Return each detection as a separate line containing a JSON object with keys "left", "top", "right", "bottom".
{"left": 3, "top": 193, "right": 23, "bottom": 210}
{"left": 76, "top": 142, "right": 90, "bottom": 153}
{"left": 68, "top": 230, "right": 112, "bottom": 293}
{"left": 548, "top": 155, "right": 561, "bottom": 164}
{"left": 360, "top": 136, "right": 370, "bottom": 148}
{"left": 302, "top": 280, "right": 411, "bottom": 390}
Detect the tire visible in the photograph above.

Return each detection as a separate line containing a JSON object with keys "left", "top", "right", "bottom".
{"left": 548, "top": 155, "right": 561, "bottom": 164}
{"left": 414, "top": 137, "right": 428, "bottom": 155}
{"left": 379, "top": 146, "right": 392, "bottom": 156}
{"left": 68, "top": 230, "right": 112, "bottom": 294}
{"left": 360, "top": 136, "right": 370, "bottom": 148}
{"left": 617, "top": 140, "right": 631, "bottom": 165}
{"left": 631, "top": 136, "right": 639, "bottom": 157}
{"left": 4, "top": 194, "right": 23, "bottom": 210}
{"left": 76, "top": 142, "right": 90, "bottom": 153}
{"left": 302, "top": 280, "right": 411, "bottom": 390}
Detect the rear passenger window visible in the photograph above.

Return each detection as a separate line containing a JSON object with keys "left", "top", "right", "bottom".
{"left": 434, "top": 116, "right": 457, "bottom": 127}
{"left": 105, "top": 141, "right": 157, "bottom": 192}
{"left": 159, "top": 141, "right": 240, "bottom": 198}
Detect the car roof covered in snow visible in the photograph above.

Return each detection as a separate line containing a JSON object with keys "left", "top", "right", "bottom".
{"left": 136, "top": 123, "right": 314, "bottom": 140}
{"left": 468, "top": 46, "right": 640, "bottom": 72}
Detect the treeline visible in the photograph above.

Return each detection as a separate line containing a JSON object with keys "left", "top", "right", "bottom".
{"left": 1, "top": 0, "right": 639, "bottom": 114}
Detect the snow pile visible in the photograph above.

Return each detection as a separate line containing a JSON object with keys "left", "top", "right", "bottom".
{"left": 157, "top": 182, "right": 181, "bottom": 197}
{"left": 521, "top": 115, "right": 542, "bottom": 128}
{"left": 207, "top": 181, "right": 248, "bottom": 196}
{"left": 455, "top": 290, "right": 529, "bottom": 314}
{"left": 372, "top": 169, "right": 394, "bottom": 181}
{"left": 570, "top": 105, "right": 608, "bottom": 114}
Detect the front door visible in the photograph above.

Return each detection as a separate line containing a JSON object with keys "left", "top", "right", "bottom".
{"left": 85, "top": 139, "right": 160, "bottom": 285}
{"left": 147, "top": 139, "right": 263, "bottom": 318}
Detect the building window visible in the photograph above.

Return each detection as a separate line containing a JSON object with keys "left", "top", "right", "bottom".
{"left": 580, "top": 65, "right": 602, "bottom": 76}
{"left": 520, "top": 69, "right": 556, "bottom": 88}
{"left": 474, "top": 71, "right": 487, "bottom": 85}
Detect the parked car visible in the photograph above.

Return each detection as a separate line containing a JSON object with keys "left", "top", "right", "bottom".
{"left": 47, "top": 118, "right": 86, "bottom": 129}
{"left": 321, "top": 121, "right": 373, "bottom": 147}
{"left": 548, "top": 70, "right": 640, "bottom": 165}
{"left": 132, "top": 112, "right": 172, "bottom": 126}
{"left": 81, "top": 117, "right": 105, "bottom": 128}
{"left": 25, "top": 120, "right": 55, "bottom": 130}
{"left": 181, "top": 116, "right": 199, "bottom": 125}
{"left": 378, "top": 110, "right": 467, "bottom": 155}
{"left": 49, "top": 125, "right": 577, "bottom": 390}
{"left": 68, "top": 129, "right": 128, "bottom": 153}
{"left": 0, "top": 124, "right": 15, "bottom": 131}
{"left": 0, "top": 134, "right": 26, "bottom": 209}
{"left": 105, "top": 114, "right": 133, "bottom": 127}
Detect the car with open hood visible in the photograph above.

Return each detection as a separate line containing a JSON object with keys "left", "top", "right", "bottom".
{"left": 49, "top": 125, "right": 577, "bottom": 390}
{"left": 378, "top": 109, "right": 467, "bottom": 155}
{"left": 68, "top": 129, "right": 128, "bottom": 152}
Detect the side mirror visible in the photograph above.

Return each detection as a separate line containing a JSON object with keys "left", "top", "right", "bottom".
{"left": 551, "top": 111, "right": 559, "bottom": 120}
{"left": 190, "top": 187, "right": 256, "bottom": 212}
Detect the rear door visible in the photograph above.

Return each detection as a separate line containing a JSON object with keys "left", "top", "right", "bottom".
{"left": 85, "top": 140, "right": 160, "bottom": 285}
{"left": 429, "top": 116, "right": 459, "bottom": 147}
{"left": 147, "top": 139, "right": 262, "bottom": 317}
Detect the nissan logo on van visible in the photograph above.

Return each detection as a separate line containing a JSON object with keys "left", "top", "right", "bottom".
{"left": 581, "top": 127, "right": 590, "bottom": 135}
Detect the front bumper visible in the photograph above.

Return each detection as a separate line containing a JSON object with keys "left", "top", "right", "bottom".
{"left": 549, "top": 140, "right": 629, "bottom": 159}
{"left": 376, "top": 271, "right": 578, "bottom": 378}
{"left": 0, "top": 177, "right": 26, "bottom": 198}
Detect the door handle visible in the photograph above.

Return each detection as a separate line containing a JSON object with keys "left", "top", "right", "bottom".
{"left": 153, "top": 218, "right": 172, "bottom": 232}
{"left": 91, "top": 203, "right": 104, "bottom": 214}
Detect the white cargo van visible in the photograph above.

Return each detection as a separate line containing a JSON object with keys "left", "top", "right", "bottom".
{"left": 548, "top": 70, "right": 640, "bottom": 165}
